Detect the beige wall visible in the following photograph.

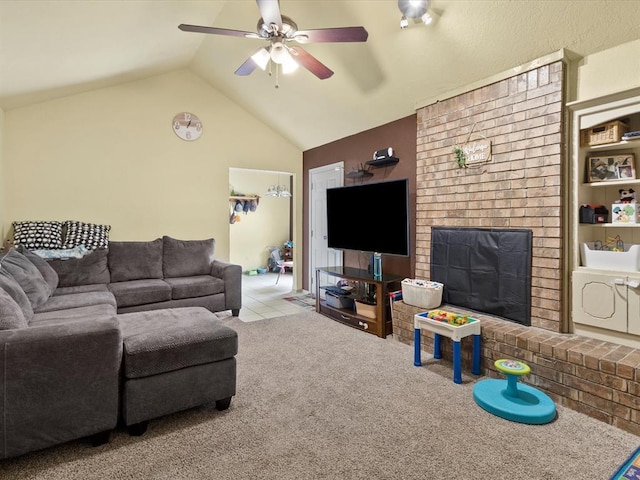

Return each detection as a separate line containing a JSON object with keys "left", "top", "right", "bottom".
{"left": 576, "top": 39, "right": 640, "bottom": 101}
{"left": 229, "top": 169, "right": 291, "bottom": 271}
{"left": 3, "top": 69, "right": 302, "bottom": 266}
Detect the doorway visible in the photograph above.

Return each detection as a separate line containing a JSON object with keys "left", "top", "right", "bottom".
{"left": 229, "top": 168, "right": 294, "bottom": 299}
{"left": 309, "top": 162, "right": 344, "bottom": 295}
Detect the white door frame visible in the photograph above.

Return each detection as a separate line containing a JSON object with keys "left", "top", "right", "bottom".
{"left": 308, "top": 162, "right": 344, "bottom": 294}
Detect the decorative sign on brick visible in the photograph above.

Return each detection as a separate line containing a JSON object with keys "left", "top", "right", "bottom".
{"left": 461, "top": 136, "right": 492, "bottom": 165}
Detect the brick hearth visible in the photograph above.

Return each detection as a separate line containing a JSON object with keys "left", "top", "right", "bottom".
{"left": 393, "top": 301, "right": 640, "bottom": 435}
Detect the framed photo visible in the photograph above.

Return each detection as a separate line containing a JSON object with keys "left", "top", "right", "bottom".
{"left": 588, "top": 153, "right": 636, "bottom": 182}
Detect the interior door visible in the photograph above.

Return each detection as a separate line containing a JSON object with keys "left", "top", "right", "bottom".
{"left": 309, "top": 163, "right": 343, "bottom": 296}
{"left": 572, "top": 270, "right": 628, "bottom": 332}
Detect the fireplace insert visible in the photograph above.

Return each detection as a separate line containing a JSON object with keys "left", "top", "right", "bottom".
{"left": 430, "top": 227, "right": 532, "bottom": 326}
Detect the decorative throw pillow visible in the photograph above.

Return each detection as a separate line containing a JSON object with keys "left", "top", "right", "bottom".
{"left": 62, "top": 220, "right": 111, "bottom": 250}
{"left": 0, "top": 249, "right": 51, "bottom": 309}
{"left": 162, "top": 236, "right": 215, "bottom": 278}
{"left": 12, "top": 221, "right": 63, "bottom": 249}
{"left": 0, "top": 288, "right": 28, "bottom": 330}
{"left": 16, "top": 244, "right": 59, "bottom": 293}
{"left": 0, "top": 267, "right": 34, "bottom": 321}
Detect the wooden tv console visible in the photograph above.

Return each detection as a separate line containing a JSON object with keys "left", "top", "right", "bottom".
{"left": 315, "top": 266, "right": 402, "bottom": 338}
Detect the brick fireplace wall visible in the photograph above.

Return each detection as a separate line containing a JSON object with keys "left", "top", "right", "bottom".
{"left": 415, "top": 61, "right": 565, "bottom": 333}
{"left": 391, "top": 60, "right": 640, "bottom": 435}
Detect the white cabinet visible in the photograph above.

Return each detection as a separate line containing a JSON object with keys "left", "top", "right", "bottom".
{"left": 572, "top": 270, "right": 640, "bottom": 334}
{"left": 569, "top": 87, "right": 640, "bottom": 346}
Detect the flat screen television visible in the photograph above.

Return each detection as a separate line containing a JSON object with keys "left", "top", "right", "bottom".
{"left": 326, "top": 178, "right": 410, "bottom": 256}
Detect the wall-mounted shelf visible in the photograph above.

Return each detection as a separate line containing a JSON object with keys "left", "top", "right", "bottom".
{"left": 366, "top": 156, "right": 399, "bottom": 168}
{"left": 229, "top": 195, "right": 259, "bottom": 201}
{"left": 345, "top": 170, "right": 374, "bottom": 179}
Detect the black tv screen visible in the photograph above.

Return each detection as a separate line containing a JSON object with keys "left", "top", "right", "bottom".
{"left": 326, "top": 179, "right": 410, "bottom": 256}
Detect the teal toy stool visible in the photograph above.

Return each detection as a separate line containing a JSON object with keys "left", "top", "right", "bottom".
{"left": 473, "top": 359, "right": 556, "bottom": 425}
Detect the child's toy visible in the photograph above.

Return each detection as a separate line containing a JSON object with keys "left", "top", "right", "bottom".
{"left": 413, "top": 311, "right": 481, "bottom": 384}
{"left": 619, "top": 188, "right": 636, "bottom": 203}
{"left": 426, "top": 309, "right": 470, "bottom": 326}
{"left": 473, "top": 359, "right": 556, "bottom": 424}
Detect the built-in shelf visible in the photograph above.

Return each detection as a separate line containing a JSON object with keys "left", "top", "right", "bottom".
{"left": 584, "top": 179, "right": 640, "bottom": 188}
{"left": 580, "top": 223, "right": 640, "bottom": 228}
{"left": 366, "top": 156, "right": 399, "bottom": 168}
{"left": 345, "top": 170, "right": 374, "bottom": 179}
{"left": 584, "top": 140, "right": 640, "bottom": 151}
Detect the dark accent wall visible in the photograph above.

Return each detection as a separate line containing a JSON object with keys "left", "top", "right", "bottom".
{"left": 302, "top": 115, "right": 417, "bottom": 291}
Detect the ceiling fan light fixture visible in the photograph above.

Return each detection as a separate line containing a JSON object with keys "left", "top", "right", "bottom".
{"left": 400, "top": 15, "right": 409, "bottom": 29}
{"left": 251, "top": 47, "right": 271, "bottom": 70}
{"left": 269, "top": 41, "right": 289, "bottom": 64}
{"left": 421, "top": 12, "right": 433, "bottom": 24}
{"left": 281, "top": 55, "right": 299, "bottom": 74}
{"left": 398, "top": 0, "right": 428, "bottom": 17}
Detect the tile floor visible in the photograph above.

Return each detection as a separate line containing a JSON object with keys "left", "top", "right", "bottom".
{"left": 237, "top": 271, "right": 313, "bottom": 322}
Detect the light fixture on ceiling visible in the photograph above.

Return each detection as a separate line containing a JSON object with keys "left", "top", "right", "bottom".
{"left": 398, "top": 0, "right": 433, "bottom": 28}
{"left": 266, "top": 174, "right": 292, "bottom": 198}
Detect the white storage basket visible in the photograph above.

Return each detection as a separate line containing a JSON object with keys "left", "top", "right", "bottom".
{"left": 580, "top": 243, "right": 640, "bottom": 272}
{"left": 401, "top": 279, "right": 444, "bottom": 309}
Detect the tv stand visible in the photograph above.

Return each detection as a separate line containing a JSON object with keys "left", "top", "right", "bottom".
{"left": 315, "top": 266, "right": 402, "bottom": 338}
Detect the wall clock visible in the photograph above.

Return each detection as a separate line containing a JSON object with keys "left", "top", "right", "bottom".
{"left": 172, "top": 112, "right": 202, "bottom": 141}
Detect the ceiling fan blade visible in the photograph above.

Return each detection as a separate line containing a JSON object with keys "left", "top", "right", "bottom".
{"left": 178, "top": 24, "right": 257, "bottom": 38}
{"left": 289, "top": 46, "right": 333, "bottom": 80}
{"left": 256, "top": 0, "right": 282, "bottom": 30}
{"left": 293, "top": 26, "right": 368, "bottom": 43}
{"left": 234, "top": 57, "right": 259, "bottom": 76}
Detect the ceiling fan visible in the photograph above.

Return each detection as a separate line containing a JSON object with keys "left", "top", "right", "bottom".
{"left": 178, "top": 0, "right": 368, "bottom": 81}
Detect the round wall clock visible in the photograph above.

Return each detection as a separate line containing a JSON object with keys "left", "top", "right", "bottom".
{"left": 172, "top": 112, "right": 203, "bottom": 141}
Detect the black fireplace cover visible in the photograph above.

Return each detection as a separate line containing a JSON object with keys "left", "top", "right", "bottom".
{"left": 430, "top": 227, "right": 532, "bottom": 326}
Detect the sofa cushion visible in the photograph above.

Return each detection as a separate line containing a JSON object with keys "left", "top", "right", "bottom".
{"left": 0, "top": 249, "right": 51, "bottom": 309}
{"left": 16, "top": 245, "right": 59, "bottom": 293}
{"left": 0, "top": 268, "right": 34, "bottom": 320}
{"left": 108, "top": 239, "right": 163, "bottom": 282}
{"left": 164, "top": 275, "right": 225, "bottom": 300}
{"left": 118, "top": 307, "right": 238, "bottom": 379}
{"left": 35, "top": 291, "right": 117, "bottom": 313}
{"left": 30, "top": 303, "right": 117, "bottom": 327}
{"left": 12, "top": 220, "right": 63, "bottom": 249}
{"left": 0, "top": 287, "right": 28, "bottom": 330}
{"left": 62, "top": 220, "right": 111, "bottom": 250}
{"left": 47, "top": 248, "right": 110, "bottom": 287}
{"left": 162, "top": 236, "right": 215, "bottom": 278}
{"left": 53, "top": 284, "right": 110, "bottom": 296}
{"left": 108, "top": 279, "right": 171, "bottom": 308}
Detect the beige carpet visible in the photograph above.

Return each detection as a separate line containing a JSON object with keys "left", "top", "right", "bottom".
{"left": 1, "top": 311, "right": 638, "bottom": 479}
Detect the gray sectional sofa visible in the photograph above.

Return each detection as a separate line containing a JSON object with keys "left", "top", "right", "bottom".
{"left": 0, "top": 236, "right": 242, "bottom": 459}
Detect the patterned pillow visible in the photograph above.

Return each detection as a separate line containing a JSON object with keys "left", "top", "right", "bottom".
{"left": 12, "top": 221, "right": 63, "bottom": 249}
{"left": 62, "top": 221, "right": 111, "bottom": 250}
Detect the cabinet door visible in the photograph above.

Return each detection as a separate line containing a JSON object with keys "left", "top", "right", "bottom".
{"left": 572, "top": 271, "right": 628, "bottom": 332}
{"left": 626, "top": 275, "right": 640, "bottom": 335}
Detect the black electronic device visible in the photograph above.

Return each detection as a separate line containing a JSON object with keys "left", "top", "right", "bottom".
{"left": 326, "top": 179, "right": 410, "bottom": 257}
{"left": 373, "top": 147, "right": 394, "bottom": 161}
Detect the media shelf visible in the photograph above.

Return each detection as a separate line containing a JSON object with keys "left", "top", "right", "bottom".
{"left": 366, "top": 156, "right": 399, "bottom": 168}
{"left": 345, "top": 170, "right": 374, "bottom": 179}
{"left": 315, "top": 266, "right": 402, "bottom": 338}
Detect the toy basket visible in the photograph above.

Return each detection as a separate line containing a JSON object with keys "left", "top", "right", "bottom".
{"left": 401, "top": 279, "right": 444, "bottom": 309}
{"left": 580, "top": 120, "right": 629, "bottom": 146}
{"left": 580, "top": 243, "right": 640, "bottom": 272}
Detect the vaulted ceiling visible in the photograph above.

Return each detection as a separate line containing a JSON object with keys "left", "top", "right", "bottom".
{"left": 1, "top": 1, "right": 639, "bottom": 150}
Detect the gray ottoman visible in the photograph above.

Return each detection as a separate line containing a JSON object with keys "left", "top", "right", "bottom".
{"left": 118, "top": 307, "right": 237, "bottom": 435}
